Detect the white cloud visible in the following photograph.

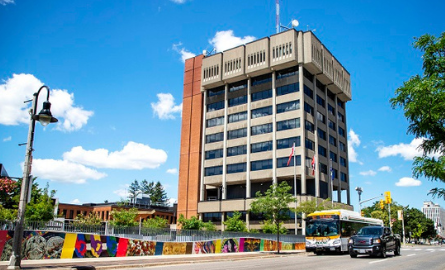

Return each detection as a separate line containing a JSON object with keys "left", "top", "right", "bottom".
{"left": 378, "top": 166, "right": 392, "bottom": 172}
{"left": 32, "top": 159, "right": 107, "bottom": 184}
{"left": 151, "top": 93, "right": 182, "bottom": 120}
{"left": 168, "top": 198, "right": 177, "bottom": 206}
{"left": 395, "top": 177, "right": 422, "bottom": 187}
{"left": 63, "top": 141, "right": 168, "bottom": 170}
{"left": 0, "top": 74, "right": 93, "bottom": 132}
{"left": 3, "top": 136, "right": 11, "bottom": 142}
{"left": 70, "top": 199, "right": 81, "bottom": 204}
{"left": 172, "top": 42, "right": 196, "bottom": 63}
{"left": 377, "top": 138, "right": 440, "bottom": 160}
{"left": 348, "top": 129, "right": 361, "bottom": 163}
{"left": 359, "top": 170, "right": 377, "bottom": 176}
{"left": 171, "top": 0, "right": 186, "bottom": 3}
{"left": 209, "top": 30, "right": 256, "bottom": 52}
{"left": 113, "top": 185, "right": 130, "bottom": 198}
{"left": 166, "top": 168, "right": 178, "bottom": 174}
{"left": 0, "top": 0, "right": 14, "bottom": 5}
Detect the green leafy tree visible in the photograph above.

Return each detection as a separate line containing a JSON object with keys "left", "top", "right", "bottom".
{"left": 201, "top": 221, "right": 217, "bottom": 231}
{"left": 143, "top": 216, "right": 169, "bottom": 229}
{"left": 128, "top": 180, "right": 141, "bottom": 205}
{"left": 109, "top": 207, "right": 138, "bottom": 227}
{"left": 250, "top": 181, "right": 295, "bottom": 253}
{"left": 74, "top": 212, "right": 102, "bottom": 226}
{"left": 141, "top": 179, "right": 154, "bottom": 199}
{"left": 25, "top": 183, "right": 56, "bottom": 221}
{"left": 224, "top": 211, "right": 247, "bottom": 232}
{"left": 178, "top": 214, "right": 202, "bottom": 230}
{"left": 294, "top": 198, "right": 336, "bottom": 217}
{"left": 141, "top": 180, "right": 168, "bottom": 205}
{"left": 0, "top": 205, "right": 16, "bottom": 220}
{"left": 261, "top": 220, "right": 287, "bottom": 235}
{"left": 390, "top": 32, "right": 445, "bottom": 199}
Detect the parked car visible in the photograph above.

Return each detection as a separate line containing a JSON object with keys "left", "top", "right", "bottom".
{"left": 348, "top": 226, "right": 401, "bottom": 258}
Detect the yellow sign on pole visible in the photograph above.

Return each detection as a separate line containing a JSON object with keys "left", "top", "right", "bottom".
{"left": 398, "top": 210, "right": 403, "bottom": 221}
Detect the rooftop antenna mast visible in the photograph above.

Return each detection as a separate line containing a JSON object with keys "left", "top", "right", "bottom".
{"left": 276, "top": 0, "right": 280, "bottom": 33}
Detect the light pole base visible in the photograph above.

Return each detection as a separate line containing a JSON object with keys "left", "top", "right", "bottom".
{"left": 7, "top": 254, "right": 21, "bottom": 269}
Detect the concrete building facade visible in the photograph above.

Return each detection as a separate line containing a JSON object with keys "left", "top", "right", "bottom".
{"left": 178, "top": 29, "right": 352, "bottom": 232}
{"left": 422, "top": 201, "right": 445, "bottom": 237}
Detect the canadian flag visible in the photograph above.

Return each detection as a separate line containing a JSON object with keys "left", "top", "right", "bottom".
{"left": 311, "top": 155, "right": 316, "bottom": 175}
{"left": 287, "top": 143, "right": 295, "bottom": 166}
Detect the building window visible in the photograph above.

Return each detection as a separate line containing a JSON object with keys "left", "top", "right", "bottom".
{"left": 208, "top": 86, "right": 225, "bottom": 97}
{"left": 316, "top": 95, "right": 325, "bottom": 108}
{"left": 277, "top": 100, "right": 300, "bottom": 114}
{"left": 328, "top": 120, "right": 336, "bottom": 131}
{"left": 337, "top": 100, "right": 344, "bottom": 109}
{"left": 328, "top": 103, "right": 336, "bottom": 116}
{"left": 305, "top": 138, "right": 315, "bottom": 150}
{"left": 305, "top": 120, "right": 314, "bottom": 133}
{"left": 339, "top": 141, "right": 346, "bottom": 152}
{"left": 338, "top": 127, "right": 345, "bottom": 137}
{"left": 277, "top": 136, "right": 301, "bottom": 149}
{"left": 276, "top": 83, "right": 299, "bottom": 96}
{"left": 251, "top": 141, "right": 273, "bottom": 153}
{"left": 304, "top": 102, "right": 314, "bottom": 116}
{"left": 251, "top": 123, "right": 273, "bottom": 135}
{"left": 330, "top": 151, "right": 338, "bottom": 163}
{"left": 318, "top": 145, "right": 327, "bottom": 157}
{"left": 251, "top": 89, "right": 272, "bottom": 102}
{"left": 228, "top": 128, "right": 247, "bottom": 140}
{"left": 204, "top": 165, "right": 223, "bottom": 176}
{"left": 277, "top": 118, "right": 300, "bottom": 131}
{"left": 332, "top": 169, "right": 338, "bottom": 179}
{"left": 277, "top": 156, "right": 301, "bottom": 168}
{"left": 341, "top": 172, "right": 347, "bottom": 182}
{"left": 337, "top": 112, "right": 344, "bottom": 123}
{"left": 207, "top": 101, "right": 224, "bottom": 112}
{"left": 340, "top": 157, "right": 347, "bottom": 167}
{"left": 227, "top": 145, "right": 247, "bottom": 157}
{"left": 251, "top": 106, "right": 272, "bottom": 119}
{"left": 252, "top": 74, "right": 272, "bottom": 86}
{"left": 320, "top": 163, "right": 328, "bottom": 174}
{"left": 206, "top": 132, "right": 224, "bottom": 143}
{"left": 316, "top": 111, "right": 325, "bottom": 124}
{"left": 228, "top": 95, "right": 247, "bottom": 107}
{"left": 206, "top": 116, "right": 224, "bottom": 128}
{"left": 316, "top": 79, "right": 324, "bottom": 91}
{"left": 276, "top": 66, "right": 298, "bottom": 79}
{"left": 251, "top": 159, "right": 273, "bottom": 171}
{"left": 228, "top": 111, "right": 247, "bottom": 123}
{"left": 304, "top": 85, "right": 314, "bottom": 99}
{"left": 329, "top": 135, "right": 337, "bottom": 147}
{"left": 227, "top": 163, "right": 246, "bottom": 174}
{"left": 327, "top": 89, "right": 335, "bottom": 101}
{"left": 318, "top": 128, "right": 326, "bottom": 140}
{"left": 303, "top": 68, "right": 314, "bottom": 81}
{"left": 229, "top": 80, "right": 247, "bottom": 92}
{"left": 205, "top": 149, "right": 223, "bottom": 160}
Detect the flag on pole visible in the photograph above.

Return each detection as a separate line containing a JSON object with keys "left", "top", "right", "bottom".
{"left": 287, "top": 143, "right": 295, "bottom": 166}
{"left": 311, "top": 155, "right": 316, "bottom": 175}
{"left": 330, "top": 166, "right": 334, "bottom": 180}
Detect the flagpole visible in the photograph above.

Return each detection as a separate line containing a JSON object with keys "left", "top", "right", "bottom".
{"left": 293, "top": 142, "right": 297, "bottom": 235}
{"left": 330, "top": 158, "right": 334, "bottom": 208}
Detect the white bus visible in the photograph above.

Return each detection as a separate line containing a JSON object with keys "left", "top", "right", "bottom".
{"left": 305, "top": 209, "right": 383, "bottom": 254}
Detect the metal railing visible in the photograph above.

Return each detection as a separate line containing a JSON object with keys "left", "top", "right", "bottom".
{"left": 0, "top": 220, "right": 305, "bottom": 243}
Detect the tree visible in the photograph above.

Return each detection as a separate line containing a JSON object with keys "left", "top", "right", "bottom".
{"left": 109, "top": 207, "right": 138, "bottom": 227}
{"left": 294, "top": 198, "right": 335, "bottom": 217}
{"left": 141, "top": 180, "right": 168, "bottom": 205}
{"left": 250, "top": 181, "right": 295, "bottom": 253}
{"left": 25, "top": 183, "right": 56, "bottom": 221}
{"left": 74, "top": 212, "right": 102, "bottom": 226}
{"left": 141, "top": 179, "right": 154, "bottom": 199}
{"left": 261, "top": 220, "right": 287, "bottom": 235}
{"left": 128, "top": 180, "right": 141, "bottom": 205}
{"left": 390, "top": 32, "right": 445, "bottom": 199}
{"left": 177, "top": 214, "right": 216, "bottom": 231}
{"left": 224, "top": 211, "right": 247, "bottom": 232}
{"left": 143, "top": 216, "right": 169, "bottom": 229}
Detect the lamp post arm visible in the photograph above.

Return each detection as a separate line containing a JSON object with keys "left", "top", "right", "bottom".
{"left": 359, "top": 194, "right": 383, "bottom": 206}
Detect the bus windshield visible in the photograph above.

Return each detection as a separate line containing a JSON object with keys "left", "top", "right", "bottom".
{"left": 306, "top": 219, "right": 340, "bottom": 237}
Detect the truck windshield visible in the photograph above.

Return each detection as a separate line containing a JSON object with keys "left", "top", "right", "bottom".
{"left": 357, "top": 227, "right": 383, "bottom": 235}
{"left": 306, "top": 219, "right": 339, "bottom": 237}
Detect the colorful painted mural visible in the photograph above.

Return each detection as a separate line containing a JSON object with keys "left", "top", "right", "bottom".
{"left": 0, "top": 230, "right": 305, "bottom": 261}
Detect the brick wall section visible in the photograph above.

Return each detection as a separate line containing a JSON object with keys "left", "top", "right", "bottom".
{"left": 177, "top": 55, "right": 204, "bottom": 220}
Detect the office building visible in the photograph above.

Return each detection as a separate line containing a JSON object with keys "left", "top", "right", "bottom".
{"left": 422, "top": 201, "right": 445, "bottom": 237}
{"left": 178, "top": 29, "right": 352, "bottom": 231}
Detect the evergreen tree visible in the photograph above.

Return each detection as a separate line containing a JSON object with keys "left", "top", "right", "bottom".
{"left": 128, "top": 180, "right": 141, "bottom": 205}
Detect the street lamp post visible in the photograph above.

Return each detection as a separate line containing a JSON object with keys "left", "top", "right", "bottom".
{"left": 355, "top": 187, "right": 363, "bottom": 212}
{"left": 8, "top": 86, "right": 58, "bottom": 269}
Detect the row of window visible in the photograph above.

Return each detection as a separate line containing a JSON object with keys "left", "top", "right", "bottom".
{"left": 225, "top": 57, "right": 242, "bottom": 74}
{"left": 206, "top": 136, "right": 301, "bottom": 159}
{"left": 203, "top": 65, "right": 219, "bottom": 80}
{"left": 272, "top": 42, "right": 293, "bottom": 59}
{"left": 204, "top": 157, "right": 347, "bottom": 176}
{"left": 247, "top": 50, "right": 266, "bottom": 67}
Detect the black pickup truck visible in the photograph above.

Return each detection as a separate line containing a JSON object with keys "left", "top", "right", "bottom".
{"left": 348, "top": 226, "right": 401, "bottom": 258}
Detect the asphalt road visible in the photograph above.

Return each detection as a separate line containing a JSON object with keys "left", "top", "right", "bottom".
{"left": 122, "top": 245, "right": 445, "bottom": 270}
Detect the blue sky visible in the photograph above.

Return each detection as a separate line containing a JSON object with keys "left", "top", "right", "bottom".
{"left": 0, "top": 0, "right": 444, "bottom": 212}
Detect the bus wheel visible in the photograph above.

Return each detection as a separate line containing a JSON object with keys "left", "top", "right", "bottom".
{"left": 315, "top": 251, "right": 322, "bottom": 255}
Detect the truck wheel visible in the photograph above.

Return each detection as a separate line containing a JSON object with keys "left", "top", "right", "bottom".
{"left": 350, "top": 253, "right": 357, "bottom": 258}
{"left": 394, "top": 244, "right": 401, "bottom": 256}
{"left": 381, "top": 246, "right": 387, "bottom": 258}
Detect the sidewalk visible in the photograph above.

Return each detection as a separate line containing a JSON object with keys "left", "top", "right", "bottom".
{"left": 0, "top": 250, "right": 306, "bottom": 270}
